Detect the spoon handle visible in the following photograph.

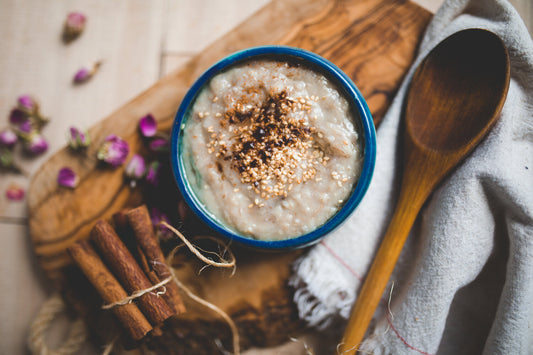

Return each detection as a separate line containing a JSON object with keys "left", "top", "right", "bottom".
{"left": 338, "top": 176, "right": 429, "bottom": 354}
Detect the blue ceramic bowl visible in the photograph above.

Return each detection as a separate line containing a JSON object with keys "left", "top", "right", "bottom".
{"left": 170, "top": 46, "right": 376, "bottom": 249}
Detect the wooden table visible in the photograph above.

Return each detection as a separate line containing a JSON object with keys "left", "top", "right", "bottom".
{"left": 0, "top": 0, "right": 531, "bottom": 354}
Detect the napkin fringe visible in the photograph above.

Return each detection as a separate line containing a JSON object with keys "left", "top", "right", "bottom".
{"left": 290, "top": 246, "right": 357, "bottom": 330}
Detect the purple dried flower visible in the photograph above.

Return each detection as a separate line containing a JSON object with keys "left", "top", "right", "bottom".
{"left": 24, "top": 132, "right": 48, "bottom": 155}
{"left": 68, "top": 126, "right": 90, "bottom": 149}
{"left": 124, "top": 154, "right": 146, "bottom": 187}
{"left": 149, "top": 137, "right": 169, "bottom": 152}
{"left": 150, "top": 207, "right": 173, "bottom": 240}
{"left": 73, "top": 68, "right": 90, "bottom": 83}
{"left": 6, "top": 183, "right": 25, "bottom": 201}
{"left": 18, "top": 120, "right": 33, "bottom": 134}
{"left": 17, "top": 95, "right": 38, "bottom": 113}
{"left": 57, "top": 167, "right": 79, "bottom": 188}
{"left": 139, "top": 114, "right": 157, "bottom": 137}
{"left": 146, "top": 161, "right": 160, "bottom": 186}
{"left": 97, "top": 134, "right": 129, "bottom": 167}
{"left": 10, "top": 103, "right": 47, "bottom": 132}
{"left": 63, "top": 12, "right": 87, "bottom": 43}
{"left": 9, "top": 108, "right": 28, "bottom": 126}
{"left": 0, "top": 129, "right": 18, "bottom": 148}
{"left": 73, "top": 61, "right": 101, "bottom": 84}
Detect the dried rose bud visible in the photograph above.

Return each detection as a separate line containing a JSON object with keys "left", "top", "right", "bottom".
{"left": 10, "top": 104, "right": 47, "bottom": 132}
{"left": 124, "top": 154, "right": 146, "bottom": 187}
{"left": 149, "top": 137, "right": 169, "bottom": 152}
{"left": 146, "top": 160, "right": 160, "bottom": 186}
{"left": 0, "top": 129, "right": 18, "bottom": 148}
{"left": 68, "top": 126, "right": 90, "bottom": 149}
{"left": 97, "top": 134, "right": 129, "bottom": 167}
{"left": 6, "top": 183, "right": 25, "bottom": 201}
{"left": 57, "top": 167, "right": 79, "bottom": 188}
{"left": 150, "top": 206, "right": 173, "bottom": 241}
{"left": 9, "top": 109, "right": 34, "bottom": 136}
{"left": 73, "top": 61, "right": 101, "bottom": 84}
{"left": 24, "top": 132, "right": 48, "bottom": 155}
{"left": 9, "top": 108, "right": 28, "bottom": 126}
{"left": 139, "top": 114, "right": 157, "bottom": 137}
{"left": 17, "top": 95, "right": 38, "bottom": 113}
{"left": 63, "top": 12, "right": 87, "bottom": 43}
{"left": 18, "top": 120, "right": 33, "bottom": 134}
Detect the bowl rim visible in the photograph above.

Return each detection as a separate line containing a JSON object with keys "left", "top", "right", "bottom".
{"left": 171, "top": 45, "right": 376, "bottom": 249}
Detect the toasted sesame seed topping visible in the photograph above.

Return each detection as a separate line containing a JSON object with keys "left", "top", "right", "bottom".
{"left": 205, "top": 90, "right": 329, "bottom": 200}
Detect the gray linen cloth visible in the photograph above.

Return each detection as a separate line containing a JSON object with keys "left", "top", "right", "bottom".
{"left": 289, "top": 0, "right": 533, "bottom": 354}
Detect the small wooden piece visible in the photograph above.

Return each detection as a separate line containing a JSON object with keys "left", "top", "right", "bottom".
{"left": 339, "top": 29, "right": 510, "bottom": 353}
{"left": 91, "top": 220, "right": 175, "bottom": 326}
{"left": 67, "top": 240, "right": 153, "bottom": 341}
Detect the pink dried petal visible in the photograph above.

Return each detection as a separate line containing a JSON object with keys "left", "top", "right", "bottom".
{"left": 146, "top": 161, "right": 160, "bottom": 186}
{"left": 68, "top": 126, "right": 90, "bottom": 149}
{"left": 25, "top": 132, "right": 48, "bottom": 155}
{"left": 66, "top": 12, "right": 86, "bottom": 29}
{"left": 125, "top": 154, "right": 146, "bottom": 180}
{"left": 73, "top": 61, "right": 101, "bottom": 84}
{"left": 17, "top": 95, "right": 38, "bottom": 112}
{"left": 6, "top": 183, "right": 25, "bottom": 201}
{"left": 63, "top": 12, "right": 86, "bottom": 43}
{"left": 149, "top": 137, "right": 169, "bottom": 152}
{"left": 57, "top": 167, "right": 79, "bottom": 188}
{"left": 97, "top": 134, "right": 129, "bottom": 167}
{"left": 139, "top": 114, "right": 157, "bottom": 137}
{"left": 73, "top": 68, "right": 90, "bottom": 83}
{"left": 0, "top": 129, "right": 18, "bottom": 148}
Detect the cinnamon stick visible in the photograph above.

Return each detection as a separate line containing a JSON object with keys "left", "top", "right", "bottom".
{"left": 91, "top": 220, "right": 175, "bottom": 326}
{"left": 67, "top": 240, "right": 153, "bottom": 341}
{"left": 112, "top": 210, "right": 180, "bottom": 315}
{"left": 125, "top": 205, "right": 186, "bottom": 314}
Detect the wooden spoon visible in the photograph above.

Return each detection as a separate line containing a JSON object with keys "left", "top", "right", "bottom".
{"left": 339, "top": 28, "right": 510, "bottom": 353}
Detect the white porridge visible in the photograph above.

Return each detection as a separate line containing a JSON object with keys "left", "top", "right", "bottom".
{"left": 181, "top": 59, "right": 363, "bottom": 240}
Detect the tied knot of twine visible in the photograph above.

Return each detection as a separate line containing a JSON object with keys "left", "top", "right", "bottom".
{"left": 101, "top": 275, "right": 173, "bottom": 309}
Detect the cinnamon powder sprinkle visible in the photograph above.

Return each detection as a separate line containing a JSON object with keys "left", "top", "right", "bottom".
{"left": 205, "top": 90, "right": 329, "bottom": 202}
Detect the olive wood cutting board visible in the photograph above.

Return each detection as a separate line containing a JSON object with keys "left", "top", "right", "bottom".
{"left": 28, "top": 0, "right": 431, "bottom": 352}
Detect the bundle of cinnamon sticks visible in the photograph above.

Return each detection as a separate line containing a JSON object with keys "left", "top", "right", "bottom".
{"left": 67, "top": 205, "right": 186, "bottom": 342}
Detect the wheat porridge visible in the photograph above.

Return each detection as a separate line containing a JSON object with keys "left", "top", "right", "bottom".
{"left": 180, "top": 58, "right": 363, "bottom": 240}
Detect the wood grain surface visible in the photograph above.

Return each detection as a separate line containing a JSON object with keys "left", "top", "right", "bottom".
{"left": 26, "top": 0, "right": 433, "bottom": 352}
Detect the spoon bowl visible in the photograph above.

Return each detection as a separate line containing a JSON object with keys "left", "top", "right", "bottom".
{"left": 407, "top": 28, "right": 510, "bottom": 152}
{"left": 339, "top": 28, "right": 510, "bottom": 353}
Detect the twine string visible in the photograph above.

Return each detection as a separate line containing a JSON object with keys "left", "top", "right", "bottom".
{"left": 289, "top": 337, "right": 315, "bottom": 355}
{"left": 101, "top": 275, "right": 172, "bottom": 309}
{"left": 28, "top": 293, "right": 87, "bottom": 355}
{"left": 165, "top": 231, "right": 241, "bottom": 355}
{"left": 160, "top": 221, "right": 236, "bottom": 272}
